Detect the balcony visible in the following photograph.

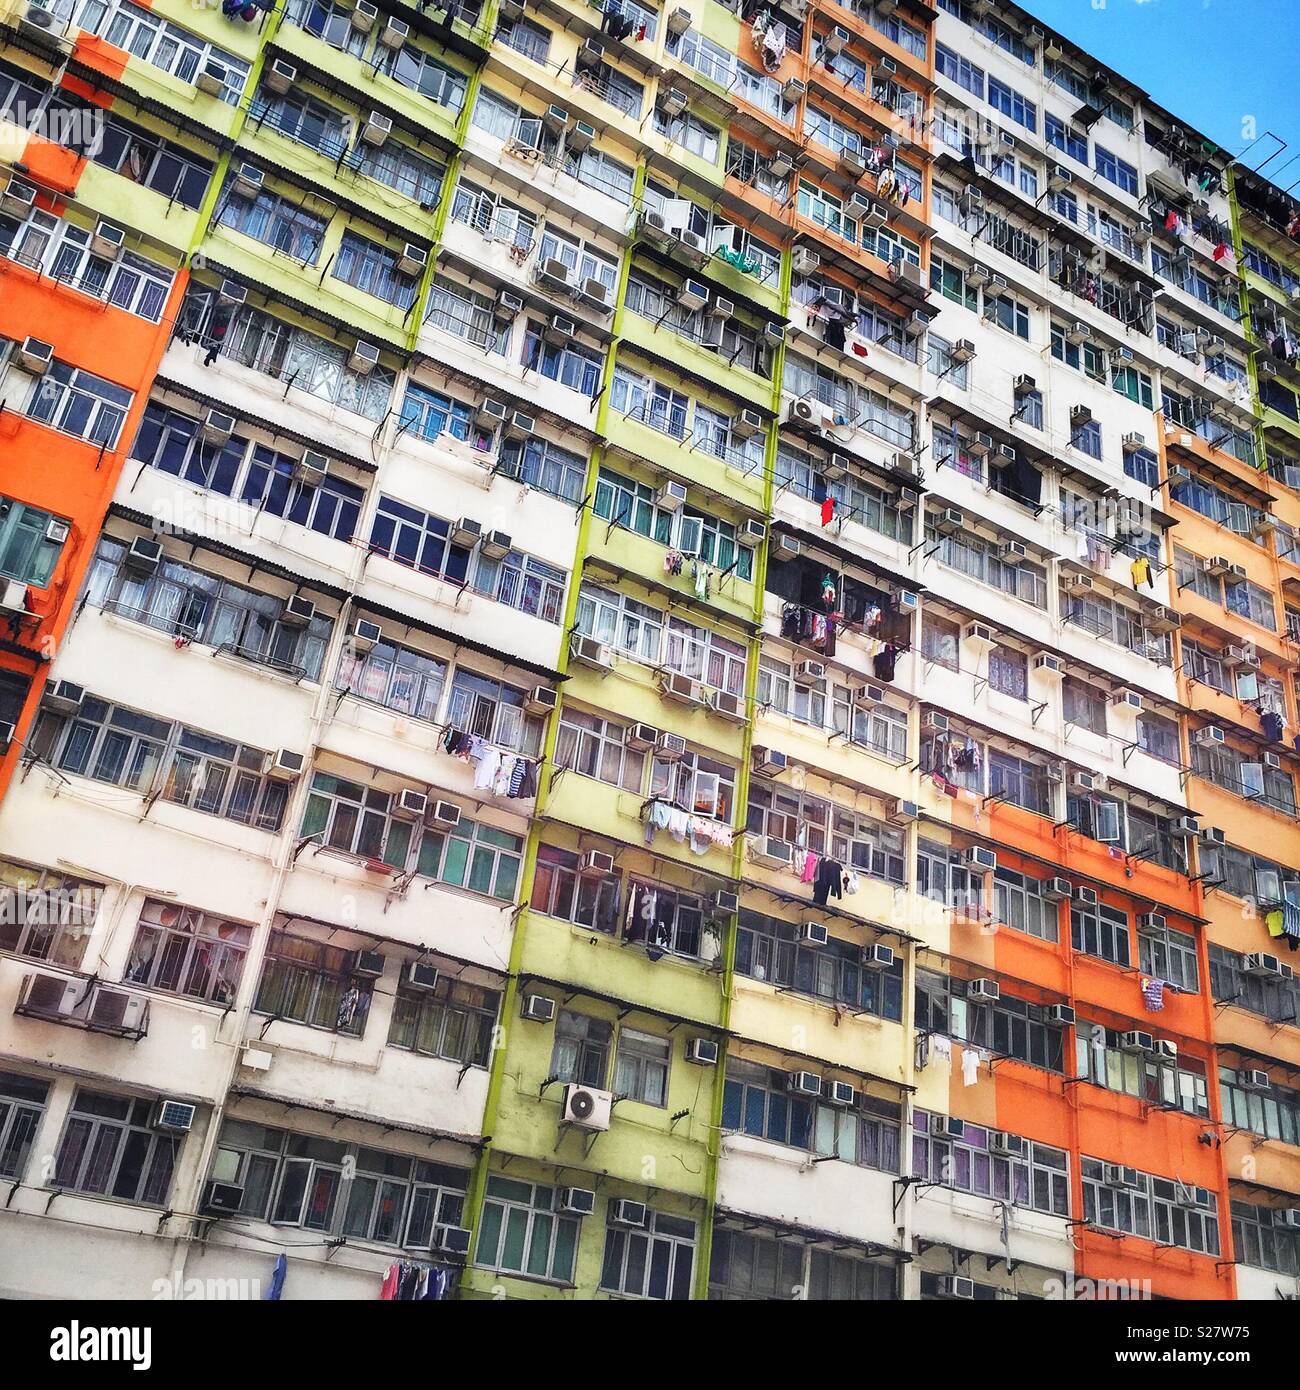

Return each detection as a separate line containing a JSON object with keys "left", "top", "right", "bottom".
{"left": 16, "top": 971, "right": 149, "bottom": 1039}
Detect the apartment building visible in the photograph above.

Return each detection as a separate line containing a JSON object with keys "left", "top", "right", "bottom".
{"left": 0, "top": 0, "right": 1298, "bottom": 1303}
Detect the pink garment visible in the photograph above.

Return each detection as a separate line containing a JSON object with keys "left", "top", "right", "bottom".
{"left": 800, "top": 851, "right": 819, "bottom": 884}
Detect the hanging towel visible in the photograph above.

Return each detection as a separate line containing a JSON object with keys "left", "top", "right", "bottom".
{"left": 266, "top": 1253, "right": 287, "bottom": 1301}
{"left": 1141, "top": 976, "right": 1165, "bottom": 1012}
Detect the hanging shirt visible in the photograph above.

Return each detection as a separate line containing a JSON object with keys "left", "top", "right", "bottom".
{"left": 1130, "top": 556, "right": 1152, "bottom": 589}
{"left": 821, "top": 496, "right": 836, "bottom": 527}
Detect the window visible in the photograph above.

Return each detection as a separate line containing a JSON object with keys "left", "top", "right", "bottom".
{"left": 477, "top": 1176, "right": 579, "bottom": 1283}
{"left": 0, "top": 498, "right": 68, "bottom": 587}
{"left": 0, "top": 857, "right": 99, "bottom": 967}
{"left": 1046, "top": 112, "right": 1088, "bottom": 163}
{"left": 574, "top": 582, "right": 664, "bottom": 663}
{"left": 1137, "top": 711, "right": 1181, "bottom": 765}
{"left": 524, "top": 322, "right": 602, "bottom": 394}
{"left": 735, "top": 910, "right": 905, "bottom": 1021}
{"left": 253, "top": 88, "right": 350, "bottom": 159}
{"left": 415, "top": 816, "right": 523, "bottom": 902}
{"left": 1071, "top": 900, "right": 1130, "bottom": 967}
{"left": 625, "top": 879, "right": 706, "bottom": 959}
{"left": 988, "top": 645, "right": 1027, "bottom": 700}
{"left": 531, "top": 846, "right": 621, "bottom": 935}
{"left": 550, "top": 1011, "right": 612, "bottom": 1086}
{"left": 335, "top": 639, "right": 446, "bottom": 723}
{"left": 994, "top": 868, "right": 1059, "bottom": 943}
{"left": 369, "top": 496, "right": 472, "bottom": 584}
{"left": 1071, "top": 418, "right": 1102, "bottom": 460}
{"left": 356, "top": 138, "right": 445, "bottom": 206}
{"left": 1232, "top": 1200, "right": 1300, "bottom": 1276}
{"left": 254, "top": 929, "right": 373, "bottom": 1035}
{"left": 1062, "top": 677, "right": 1107, "bottom": 736}
{"left": 988, "top": 76, "right": 1036, "bottom": 132}
{"left": 653, "top": 107, "right": 721, "bottom": 162}
{"left": 1081, "top": 1158, "right": 1219, "bottom": 1255}
{"left": 0, "top": 1070, "right": 48, "bottom": 1179}
{"left": 37, "top": 695, "right": 291, "bottom": 831}
{"left": 554, "top": 707, "right": 645, "bottom": 793}
{"left": 133, "top": 399, "right": 368, "bottom": 534}
{"left": 26, "top": 361, "right": 133, "bottom": 447}
{"left": 600, "top": 1207, "right": 696, "bottom": 1299}
{"left": 216, "top": 178, "right": 327, "bottom": 264}
{"left": 471, "top": 546, "right": 567, "bottom": 625}
{"left": 708, "top": 1226, "right": 807, "bottom": 1301}
{"left": 987, "top": 750, "right": 1054, "bottom": 816}
{"left": 381, "top": 43, "right": 468, "bottom": 111}
{"left": 124, "top": 900, "right": 251, "bottom": 1006}
{"left": 927, "top": 525, "right": 1047, "bottom": 609}
{"left": 1139, "top": 921, "right": 1200, "bottom": 993}
{"left": 935, "top": 44, "right": 983, "bottom": 97}
{"left": 425, "top": 274, "right": 508, "bottom": 354}
{"left": 445, "top": 670, "right": 543, "bottom": 755}
{"left": 921, "top": 614, "right": 960, "bottom": 671}
{"left": 398, "top": 384, "right": 481, "bottom": 448}
{"left": 807, "top": 1247, "right": 898, "bottom": 1301}
{"left": 53, "top": 1089, "right": 179, "bottom": 1205}
{"left": 915, "top": 972, "right": 1065, "bottom": 1072}
{"left": 388, "top": 975, "right": 500, "bottom": 1067}
{"left": 1210, "top": 945, "right": 1300, "bottom": 1022}
{"left": 987, "top": 291, "right": 1030, "bottom": 340}
{"left": 1094, "top": 146, "right": 1138, "bottom": 196}
{"left": 208, "top": 1119, "right": 468, "bottom": 1247}
{"left": 912, "top": 1111, "right": 1069, "bottom": 1216}
{"left": 332, "top": 230, "right": 419, "bottom": 309}
{"left": 498, "top": 436, "right": 586, "bottom": 505}
{"left": 649, "top": 750, "right": 737, "bottom": 824}
{"left": 664, "top": 616, "right": 748, "bottom": 696}
{"left": 55, "top": 0, "right": 249, "bottom": 102}
{"left": 85, "top": 536, "right": 333, "bottom": 680}
{"left": 614, "top": 1028, "right": 670, "bottom": 1106}
{"left": 721, "top": 1058, "right": 903, "bottom": 1171}
{"left": 1077, "top": 1023, "right": 1208, "bottom": 1116}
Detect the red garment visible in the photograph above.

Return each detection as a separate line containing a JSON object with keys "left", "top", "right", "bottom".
{"left": 380, "top": 1264, "right": 400, "bottom": 1300}
{"left": 852, "top": 342, "right": 870, "bottom": 357}
{"left": 1212, "top": 242, "right": 1229, "bottom": 262}
{"left": 1165, "top": 209, "right": 1179, "bottom": 232}
{"left": 821, "top": 497, "right": 835, "bottom": 526}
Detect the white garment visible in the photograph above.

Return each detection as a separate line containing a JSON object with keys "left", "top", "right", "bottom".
{"left": 961, "top": 1046, "right": 981, "bottom": 1086}
{"left": 931, "top": 1034, "right": 953, "bottom": 1063}
{"left": 473, "top": 745, "right": 502, "bottom": 790}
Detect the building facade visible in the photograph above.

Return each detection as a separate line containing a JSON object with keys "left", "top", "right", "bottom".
{"left": 0, "top": 0, "right": 1298, "bottom": 1301}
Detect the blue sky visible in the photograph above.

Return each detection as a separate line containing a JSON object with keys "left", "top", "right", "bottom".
{"left": 1023, "top": 0, "right": 1300, "bottom": 193}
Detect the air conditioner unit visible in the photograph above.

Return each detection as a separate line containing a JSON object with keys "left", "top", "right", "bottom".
{"left": 397, "top": 242, "right": 427, "bottom": 276}
{"left": 0, "top": 177, "right": 36, "bottom": 218}
{"left": 989, "top": 1131, "right": 1029, "bottom": 1159}
{"left": 865, "top": 944, "right": 895, "bottom": 970}
{"left": 968, "top": 978, "right": 1000, "bottom": 1001}
{"left": 1152, "top": 1038, "right": 1178, "bottom": 1061}
{"left": 1120, "top": 1030, "right": 1154, "bottom": 1054}
{"left": 522, "top": 687, "right": 557, "bottom": 719}
{"left": 433, "top": 1226, "right": 472, "bottom": 1256}
{"left": 578, "top": 850, "right": 615, "bottom": 877}
{"left": 791, "top": 246, "right": 820, "bottom": 275}
{"left": 1194, "top": 726, "right": 1224, "bottom": 747}
{"left": 766, "top": 151, "right": 795, "bottom": 178}
{"left": 522, "top": 994, "right": 556, "bottom": 1023}
{"left": 379, "top": 15, "right": 410, "bottom": 47}
{"left": 837, "top": 146, "right": 866, "bottom": 176}
{"left": 934, "top": 508, "right": 964, "bottom": 535}
{"left": 732, "top": 409, "right": 764, "bottom": 441}
{"left": 151, "top": 1100, "right": 197, "bottom": 1133}
{"left": 787, "top": 1070, "right": 822, "bottom": 1096}
{"left": 752, "top": 746, "right": 788, "bottom": 775}
{"left": 800, "top": 922, "right": 829, "bottom": 947}
{"left": 658, "top": 87, "right": 689, "bottom": 117}
{"left": 922, "top": 711, "right": 949, "bottom": 733}
{"left": 963, "top": 622, "right": 996, "bottom": 646}
{"left": 277, "top": 587, "right": 316, "bottom": 628}
{"left": 202, "top": 408, "right": 235, "bottom": 444}
{"left": 362, "top": 111, "right": 392, "bottom": 145}
{"left": 406, "top": 960, "right": 439, "bottom": 992}
{"left": 351, "top": 949, "right": 385, "bottom": 978}
{"left": 563, "top": 1084, "right": 612, "bottom": 1130}
{"left": 1137, "top": 911, "right": 1167, "bottom": 932}
{"left": 430, "top": 801, "right": 461, "bottom": 829}
{"left": 126, "top": 537, "right": 163, "bottom": 575}
{"left": 293, "top": 450, "right": 329, "bottom": 487}
{"left": 218, "top": 279, "right": 246, "bottom": 306}
{"left": 1075, "top": 885, "right": 1099, "bottom": 906}
{"left": 1064, "top": 574, "right": 1094, "bottom": 596}
{"left": 18, "top": 337, "right": 53, "bottom": 373}
{"left": 545, "top": 315, "right": 577, "bottom": 345}
{"left": 1171, "top": 816, "right": 1199, "bottom": 838}
{"left": 610, "top": 1199, "right": 647, "bottom": 1228}
{"left": 1122, "top": 431, "right": 1146, "bottom": 454}
{"left": 522, "top": 995, "right": 553, "bottom": 1028}
{"left": 1104, "top": 1164, "right": 1141, "bottom": 1189}
{"left": 749, "top": 834, "right": 793, "bottom": 869}
{"left": 349, "top": 340, "right": 381, "bottom": 373}
{"left": 393, "top": 788, "right": 429, "bottom": 822}
{"left": 1110, "top": 689, "right": 1142, "bottom": 713}
{"left": 1066, "top": 322, "right": 1092, "bottom": 345}
{"left": 965, "top": 846, "right": 997, "bottom": 872}
{"left": 450, "top": 517, "right": 483, "bottom": 549}
{"left": 655, "top": 732, "right": 687, "bottom": 761}
{"left": 713, "top": 890, "right": 739, "bottom": 917}
{"left": 938, "top": 1276, "right": 975, "bottom": 1301}
{"left": 557, "top": 1186, "right": 596, "bottom": 1216}
{"left": 196, "top": 61, "right": 229, "bottom": 96}
{"left": 350, "top": 619, "right": 382, "bottom": 654}
{"left": 782, "top": 76, "right": 806, "bottom": 104}
{"left": 687, "top": 1037, "right": 719, "bottom": 1066}
{"left": 931, "top": 1116, "right": 965, "bottom": 1140}
{"left": 711, "top": 689, "right": 746, "bottom": 723}
{"left": 1238, "top": 1069, "right": 1271, "bottom": 1092}
{"left": 1199, "top": 825, "right": 1225, "bottom": 847}
{"left": 204, "top": 1182, "right": 245, "bottom": 1213}
{"left": 1041, "top": 877, "right": 1072, "bottom": 902}
{"left": 887, "top": 798, "right": 918, "bottom": 825}
{"left": 1045, "top": 1003, "right": 1075, "bottom": 1026}
{"left": 655, "top": 480, "right": 688, "bottom": 513}
{"left": 352, "top": 0, "right": 377, "bottom": 29}
{"left": 265, "top": 58, "right": 297, "bottom": 94}
{"left": 1033, "top": 653, "right": 1063, "bottom": 677}
{"left": 41, "top": 679, "right": 84, "bottom": 716}
{"left": 265, "top": 749, "right": 305, "bottom": 782}
{"left": 796, "top": 660, "right": 826, "bottom": 684}
{"left": 827, "top": 1080, "right": 857, "bottom": 1108}
{"left": 91, "top": 220, "right": 125, "bottom": 259}
{"left": 18, "top": 972, "right": 89, "bottom": 1017}
{"left": 1244, "top": 952, "right": 1284, "bottom": 977}
{"left": 481, "top": 530, "right": 512, "bottom": 560}
{"left": 661, "top": 672, "right": 707, "bottom": 706}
